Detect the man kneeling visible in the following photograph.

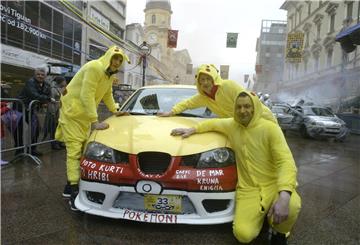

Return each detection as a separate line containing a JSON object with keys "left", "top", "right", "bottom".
{"left": 171, "top": 91, "right": 301, "bottom": 244}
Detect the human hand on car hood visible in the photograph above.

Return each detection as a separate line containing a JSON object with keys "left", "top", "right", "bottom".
{"left": 91, "top": 121, "right": 109, "bottom": 130}
{"left": 113, "top": 111, "right": 129, "bottom": 117}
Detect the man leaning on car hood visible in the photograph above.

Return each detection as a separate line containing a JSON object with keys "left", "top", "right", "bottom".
{"left": 158, "top": 64, "right": 277, "bottom": 123}
{"left": 171, "top": 91, "right": 301, "bottom": 244}
{"left": 55, "top": 45, "right": 129, "bottom": 211}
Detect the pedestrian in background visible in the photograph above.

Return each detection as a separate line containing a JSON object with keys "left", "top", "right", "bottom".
{"left": 43, "top": 76, "right": 67, "bottom": 150}
{"left": 1, "top": 82, "right": 11, "bottom": 165}
{"left": 15, "top": 67, "right": 53, "bottom": 156}
{"left": 55, "top": 46, "right": 129, "bottom": 211}
{"left": 158, "top": 64, "right": 277, "bottom": 123}
{"left": 171, "top": 91, "right": 301, "bottom": 245}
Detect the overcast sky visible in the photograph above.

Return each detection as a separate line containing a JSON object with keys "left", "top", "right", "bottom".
{"left": 126, "top": 0, "right": 287, "bottom": 84}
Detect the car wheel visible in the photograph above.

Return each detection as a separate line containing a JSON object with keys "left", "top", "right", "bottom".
{"left": 300, "top": 125, "right": 309, "bottom": 139}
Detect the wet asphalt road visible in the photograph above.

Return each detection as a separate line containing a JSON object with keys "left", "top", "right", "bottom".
{"left": 1, "top": 132, "right": 359, "bottom": 244}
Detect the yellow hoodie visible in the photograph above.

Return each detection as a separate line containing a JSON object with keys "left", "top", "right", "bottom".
{"left": 171, "top": 64, "right": 277, "bottom": 123}
{"left": 195, "top": 91, "right": 297, "bottom": 193}
{"left": 59, "top": 45, "right": 129, "bottom": 123}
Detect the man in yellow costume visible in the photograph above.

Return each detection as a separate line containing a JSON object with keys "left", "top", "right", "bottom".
{"left": 55, "top": 46, "right": 129, "bottom": 211}
{"left": 171, "top": 91, "right": 301, "bottom": 244}
{"left": 158, "top": 64, "right": 276, "bottom": 123}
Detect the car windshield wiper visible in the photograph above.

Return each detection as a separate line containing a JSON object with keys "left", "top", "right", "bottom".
{"left": 177, "top": 112, "right": 203, "bottom": 118}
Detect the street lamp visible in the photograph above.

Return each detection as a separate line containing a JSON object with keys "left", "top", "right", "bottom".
{"left": 139, "top": 41, "right": 151, "bottom": 87}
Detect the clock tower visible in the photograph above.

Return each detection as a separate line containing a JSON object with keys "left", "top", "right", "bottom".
{"left": 144, "top": 0, "right": 172, "bottom": 60}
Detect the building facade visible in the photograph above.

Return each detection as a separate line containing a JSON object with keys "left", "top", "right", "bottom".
{"left": 279, "top": 0, "right": 360, "bottom": 111}
{"left": 143, "top": 0, "right": 193, "bottom": 85}
{"left": 254, "top": 20, "right": 287, "bottom": 93}
{"left": 1, "top": 0, "right": 128, "bottom": 95}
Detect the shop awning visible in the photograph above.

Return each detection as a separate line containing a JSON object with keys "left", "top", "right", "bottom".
{"left": 335, "top": 23, "right": 360, "bottom": 53}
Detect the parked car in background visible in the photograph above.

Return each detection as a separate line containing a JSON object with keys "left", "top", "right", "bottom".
{"left": 76, "top": 85, "right": 237, "bottom": 224}
{"left": 273, "top": 103, "right": 348, "bottom": 141}
{"left": 271, "top": 104, "right": 293, "bottom": 133}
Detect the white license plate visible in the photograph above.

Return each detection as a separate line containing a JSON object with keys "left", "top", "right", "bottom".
{"left": 144, "top": 195, "right": 182, "bottom": 213}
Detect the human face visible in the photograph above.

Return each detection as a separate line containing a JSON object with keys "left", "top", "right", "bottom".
{"left": 198, "top": 73, "right": 214, "bottom": 94}
{"left": 34, "top": 70, "right": 46, "bottom": 83}
{"left": 109, "top": 55, "right": 123, "bottom": 72}
{"left": 235, "top": 95, "right": 254, "bottom": 126}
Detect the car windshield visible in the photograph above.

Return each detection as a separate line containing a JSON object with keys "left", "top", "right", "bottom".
{"left": 121, "top": 87, "right": 216, "bottom": 118}
{"left": 303, "top": 107, "right": 334, "bottom": 117}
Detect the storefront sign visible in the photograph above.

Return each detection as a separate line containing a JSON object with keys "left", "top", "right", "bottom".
{"left": 0, "top": 3, "right": 46, "bottom": 39}
{"left": 1, "top": 44, "right": 58, "bottom": 69}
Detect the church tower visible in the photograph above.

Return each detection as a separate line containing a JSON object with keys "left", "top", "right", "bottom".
{"left": 144, "top": 0, "right": 172, "bottom": 60}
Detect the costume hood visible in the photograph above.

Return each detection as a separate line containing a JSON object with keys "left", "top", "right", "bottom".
{"left": 234, "top": 90, "right": 263, "bottom": 128}
{"left": 97, "top": 45, "right": 130, "bottom": 73}
{"left": 194, "top": 64, "right": 222, "bottom": 96}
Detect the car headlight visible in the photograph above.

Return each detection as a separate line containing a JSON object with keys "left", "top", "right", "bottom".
{"left": 181, "top": 148, "right": 235, "bottom": 168}
{"left": 84, "top": 142, "right": 129, "bottom": 164}
{"left": 310, "top": 121, "right": 324, "bottom": 126}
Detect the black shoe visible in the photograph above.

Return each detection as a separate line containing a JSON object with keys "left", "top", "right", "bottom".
{"left": 69, "top": 184, "right": 79, "bottom": 211}
{"left": 31, "top": 149, "right": 43, "bottom": 156}
{"left": 62, "top": 182, "right": 72, "bottom": 198}
{"left": 270, "top": 231, "right": 287, "bottom": 245}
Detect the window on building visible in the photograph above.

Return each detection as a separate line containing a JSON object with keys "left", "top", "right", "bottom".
{"left": 52, "top": 10, "right": 63, "bottom": 59}
{"left": 24, "top": 1, "right": 39, "bottom": 52}
{"left": 304, "top": 59, "right": 308, "bottom": 73}
{"left": 73, "top": 22, "right": 82, "bottom": 65}
{"left": 152, "top": 15, "right": 156, "bottom": 24}
{"left": 327, "top": 49, "right": 333, "bottom": 68}
{"left": 305, "top": 30, "right": 310, "bottom": 47}
{"left": 329, "top": 14, "right": 335, "bottom": 33}
{"left": 128, "top": 73, "right": 133, "bottom": 85}
{"left": 314, "top": 56, "right": 320, "bottom": 71}
{"left": 316, "top": 23, "right": 321, "bottom": 39}
{"left": 307, "top": 2, "right": 312, "bottom": 16}
{"left": 110, "top": 22, "right": 124, "bottom": 39}
{"left": 6, "top": 1, "right": 24, "bottom": 48}
{"left": 63, "top": 16, "right": 74, "bottom": 63}
{"left": 89, "top": 43, "right": 105, "bottom": 59}
{"left": 298, "top": 9, "right": 302, "bottom": 24}
{"left": 39, "top": 3, "right": 52, "bottom": 56}
{"left": 346, "top": 1, "right": 353, "bottom": 20}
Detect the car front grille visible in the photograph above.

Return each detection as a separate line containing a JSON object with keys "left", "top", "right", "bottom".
{"left": 137, "top": 152, "right": 171, "bottom": 174}
{"left": 202, "top": 199, "right": 231, "bottom": 213}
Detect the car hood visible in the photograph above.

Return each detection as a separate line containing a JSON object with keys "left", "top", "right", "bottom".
{"left": 90, "top": 115, "right": 230, "bottom": 156}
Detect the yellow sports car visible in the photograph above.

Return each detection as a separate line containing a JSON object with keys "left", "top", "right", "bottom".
{"left": 76, "top": 85, "right": 237, "bottom": 224}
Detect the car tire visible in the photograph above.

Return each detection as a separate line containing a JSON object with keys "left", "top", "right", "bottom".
{"left": 300, "top": 125, "right": 309, "bottom": 139}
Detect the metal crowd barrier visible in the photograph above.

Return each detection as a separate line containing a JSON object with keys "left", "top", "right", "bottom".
{"left": 1, "top": 98, "right": 64, "bottom": 165}
{"left": 0, "top": 98, "right": 41, "bottom": 165}
{"left": 1, "top": 93, "right": 134, "bottom": 166}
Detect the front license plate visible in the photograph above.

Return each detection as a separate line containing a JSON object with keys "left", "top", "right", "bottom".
{"left": 144, "top": 195, "right": 182, "bottom": 213}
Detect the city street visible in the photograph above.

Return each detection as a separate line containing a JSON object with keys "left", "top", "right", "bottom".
{"left": 1, "top": 132, "right": 359, "bottom": 245}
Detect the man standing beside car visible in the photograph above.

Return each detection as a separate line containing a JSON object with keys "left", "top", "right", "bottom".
{"left": 55, "top": 46, "right": 129, "bottom": 211}
{"left": 171, "top": 91, "right": 301, "bottom": 245}
{"left": 158, "top": 64, "right": 277, "bottom": 123}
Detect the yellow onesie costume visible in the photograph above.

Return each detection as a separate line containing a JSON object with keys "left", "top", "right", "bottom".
{"left": 171, "top": 64, "right": 277, "bottom": 123}
{"left": 55, "top": 46, "right": 129, "bottom": 185}
{"left": 194, "top": 91, "right": 301, "bottom": 243}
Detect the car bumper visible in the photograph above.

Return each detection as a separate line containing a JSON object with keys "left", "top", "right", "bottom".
{"left": 76, "top": 180, "right": 235, "bottom": 225}
{"left": 307, "top": 126, "right": 348, "bottom": 139}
